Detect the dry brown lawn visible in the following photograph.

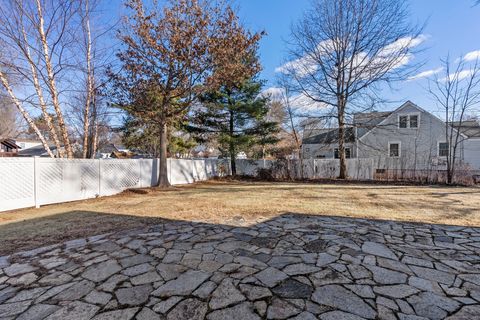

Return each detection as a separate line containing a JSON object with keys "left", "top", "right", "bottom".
{"left": 1, "top": 180, "right": 479, "bottom": 255}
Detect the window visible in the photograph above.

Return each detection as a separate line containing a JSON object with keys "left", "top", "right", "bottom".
{"left": 334, "top": 148, "right": 351, "bottom": 159}
{"left": 398, "top": 114, "right": 419, "bottom": 128}
{"left": 409, "top": 115, "right": 418, "bottom": 128}
{"left": 389, "top": 143, "right": 400, "bottom": 157}
{"left": 438, "top": 142, "right": 449, "bottom": 157}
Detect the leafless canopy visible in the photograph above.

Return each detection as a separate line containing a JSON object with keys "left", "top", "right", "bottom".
{"left": 286, "top": 0, "right": 423, "bottom": 107}
{"left": 282, "top": 0, "right": 424, "bottom": 178}
{"left": 0, "top": 0, "right": 113, "bottom": 158}
{"left": 429, "top": 56, "right": 480, "bottom": 183}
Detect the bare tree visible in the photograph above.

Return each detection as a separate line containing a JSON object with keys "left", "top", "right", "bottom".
{"left": 67, "top": 0, "right": 119, "bottom": 158}
{"left": 429, "top": 57, "right": 480, "bottom": 184}
{"left": 282, "top": 0, "right": 424, "bottom": 179}
{"left": 0, "top": 0, "right": 104, "bottom": 158}
{"left": 271, "top": 76, "right": 306, "bottom": 177}
{"left": 80, "top": 0, "right": 94, "bottom": 159}
{"left": 0, "top": 95, "right": 21, "bottom": 139}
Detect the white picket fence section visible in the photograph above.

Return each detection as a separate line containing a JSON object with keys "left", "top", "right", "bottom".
{"left": 0, "top": 158, "right": 229, "bottom": 212}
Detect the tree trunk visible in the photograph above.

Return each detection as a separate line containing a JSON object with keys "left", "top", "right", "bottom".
{"left": 82, "top": 0, "right": 93, "bottom": 159}
{"left": 35, "top": 0, "right": 73, "bottom": 158}
{"left": 158, "top": 122, "right": 170, "bottom": 187}
{"left": 21, "top": 26, "right": 64, "bottom": 157}
{"left": 338, "top": 100, "right": 347, "bottom": 179}
{"left": 229, "top": 110, "right": 236, "bottom": 176}
{"left": 0, "top": 71, "right": 55, "bottom": 158}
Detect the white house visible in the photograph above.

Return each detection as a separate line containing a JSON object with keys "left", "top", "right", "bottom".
{"left": 302, "top": 101, "right": 480, "bottom": 174}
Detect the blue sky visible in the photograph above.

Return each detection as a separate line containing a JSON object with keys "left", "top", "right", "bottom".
{"left": 236, "top": 0, "right": 480, "bottom": 114}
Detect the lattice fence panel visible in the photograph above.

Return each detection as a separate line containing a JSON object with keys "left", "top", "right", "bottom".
{"left": 100, "top": 160, "right": 141, "bottom": 195}
{"left": 80, "top": 161, "right": 100, "bottom": 196}
{"left": 38, "top": 159, "right": 63, "bottom": 198}
{"left": 0, "top": 158, "right": 35, "bottom": 211}
{"left": 169, "top": 159, "right": 195, "bottom": 185}
{"left": 0, "top": 158, "right": 226, "bottom": 212}
{"left": 37, "top": 159, "right": 64, "bottom": 204}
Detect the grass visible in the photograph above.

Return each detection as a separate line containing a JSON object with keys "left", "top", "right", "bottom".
{"left": 1, "top": 180, "right": 479, "bottom": 255}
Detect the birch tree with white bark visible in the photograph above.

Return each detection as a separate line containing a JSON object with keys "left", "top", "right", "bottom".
{"left": 0, "top": 0, "right": 105, "bottom": 158}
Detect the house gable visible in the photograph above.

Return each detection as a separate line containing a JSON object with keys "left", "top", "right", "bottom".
{"left": 356, "top": 101, "right": 467, "bottom": 170}
{"left": 359, "top": 101, "right": 468, "bottom": 142}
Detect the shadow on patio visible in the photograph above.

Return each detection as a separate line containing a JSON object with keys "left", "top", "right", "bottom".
{"left": 1, "top": 211, "right": 480, "bottom": 319}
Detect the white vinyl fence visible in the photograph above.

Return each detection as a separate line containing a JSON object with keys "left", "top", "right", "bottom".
{"left": 0, "top": 158, "right": 229, "bottom": 212}
{"left": 236, "top": 158, "right": 374, "bottom": 180}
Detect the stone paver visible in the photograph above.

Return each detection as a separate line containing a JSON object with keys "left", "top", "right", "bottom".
{"left": 1, "top": 214, "right": 480, "bottom": 319}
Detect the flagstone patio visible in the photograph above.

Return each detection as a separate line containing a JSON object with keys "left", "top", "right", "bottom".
{"left": 1, "top": 214, "right": 480, "bottom": 319}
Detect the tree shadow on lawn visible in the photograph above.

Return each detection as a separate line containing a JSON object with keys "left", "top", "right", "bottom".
{"left": 2, "top": 210, "right": 480, "bottom": 257}
{"left": 189, "top": 180, "right": 480, "bottom": 194}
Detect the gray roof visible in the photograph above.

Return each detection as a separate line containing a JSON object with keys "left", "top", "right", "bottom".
{"left": 18, "top": 144, "right": 58, "bottom": 157}
{"left": 303, "top": 127, "right": 355, "bottom": 145}
{"left": 452, "top": 120, "right": 480, "bottom": 138}
{"left": 98, "top": 144, "right": 119, "bottom": 154}
{"left": 354, "top": 111, "right": 392, "bottom": 138}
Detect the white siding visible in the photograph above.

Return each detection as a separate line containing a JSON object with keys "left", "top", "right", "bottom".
{"left": 464, "top": 139, "right": 480, "bottom": 170}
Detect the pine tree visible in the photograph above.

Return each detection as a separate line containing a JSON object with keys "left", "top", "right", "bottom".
{"left": 190, "top": 79, "right": 279, "bottom": 175}
{"left": 110, "top": 0, "right": 262, "bottom": 186}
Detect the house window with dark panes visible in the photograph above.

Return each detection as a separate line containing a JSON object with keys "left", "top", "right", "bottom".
{"left": 439, "top": 142, "right": 449, "bottom": 157}
{"left": 399, "top": 116, "right": 408, "bottom": 128}
{"left": 334, "top": 148, "right": 351, "bottom": 159}
{"left": 389, "top": 143, "right": 400, "bottom": 157}
{"left": 409, "top": 115, "right": 418, "bottom": 128}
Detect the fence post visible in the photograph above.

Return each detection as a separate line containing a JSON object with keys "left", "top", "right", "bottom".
{"left": 139, "top": 159, "right": 143, "bottom": 187}
{"left": 33, "top": 156, "right": 40, "bottom": 208}
{"left": 98, "top": 159, "right": 102, "bottom": 197}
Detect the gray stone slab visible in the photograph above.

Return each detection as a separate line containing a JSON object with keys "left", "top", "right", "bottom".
{"left": 82, "top": 260, "right": 122, "bottom": 282}
{"left": 44, "top": 301, "right": 99, "bottom": 320}
{"left": 115, "top": 284, "right": 152, "bottom": 306}
{"left": 166, "top": 298, "right": 207, "bottom": 320}
{"left": 209, "top": 278, "right": 245, "bottom": 310}
{"left": 207, "top": 302, "right": 260, "bottom": 320}
{"left": 152, "top": 270, "right": 210, "bottom": 297}
{"left": 312, "top": 285, "right": 376, "bottom": 319}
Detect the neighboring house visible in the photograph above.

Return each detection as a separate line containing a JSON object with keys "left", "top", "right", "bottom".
{"left": 302, "top": 101, "right": 480, "bottom": 172}
{"left": 17, "top": 144, "right": 63, "bottom": 157}
{"left": 95, "top": 144, "right": 132, "bottom": 159}
{"left": 302, "top": 127, "right": 356, "bottom": 159}
{"left": 14, "top": 138, "right": 43, "bottom": 151}
{"left": 0, "top": 139, "right": 21, "bottom": 157}
{"left": 96, "top": 144, "right": 119, "bottom": 159}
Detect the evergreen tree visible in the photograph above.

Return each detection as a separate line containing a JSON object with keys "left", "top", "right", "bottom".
{"left": 110, "top": 0, "right": 262, "bottom": 186}
{"left": 122, "top": 115, "right": 196, "bottom": 158}
{"left": 190, "top": 78, "right": 279, "bottom": 175}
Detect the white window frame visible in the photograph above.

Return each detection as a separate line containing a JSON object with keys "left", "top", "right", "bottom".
{"left": 388, "top": 141, "right": 401, "bottom": 158}
{"left": 409, "top": 113, "right": 420, "bottom": 128}
{"left": 398, "top": 115, "right": 409, "bottom": 129}
{"left": 333, "top": 147, "right": 351, "bottom": 159}
{"left": 397, "top": 113, "right": 421, "bottom": 129}
{"left": 437, "top": 141, "right": 449, "bottom": 158}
